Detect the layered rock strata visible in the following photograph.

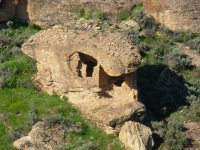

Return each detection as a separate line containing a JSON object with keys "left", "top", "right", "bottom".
{"left": 22, "top": 27, "right": 144, "bottom": 135}
{"left": 143, "top": 0, "right": 200, "bottom": 33}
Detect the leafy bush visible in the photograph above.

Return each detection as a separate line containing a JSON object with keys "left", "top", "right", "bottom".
{"left": 124, "top": 28, "right": 140, "bottom": 44}
{"left": 167, "top": 48, "right": 191, "bottom": 72}
{"left": 44, "top": 114, "right": 84, "bottom": 133}
{"left": 78, "top": 8, "right": 85, "bottom": 18}
{"left": 85, "top": 9, "right": 94, "bottom": 20}
{"left": 0, "top": 54, "right": 36, "bottom": 88}
{"left": 164, "top": 117, "right": 186, "bottom": 150}
{"left": 159, "top": 24, "right": 174, "bottom": 36}
{"left": 134, "top": 9, "right": 158, "bottom": 30}
{"left": 186, "top": 38, "right": 200, "bottom": 50}
{"left": 116, "top": 11, "right": 132, "bottom": 24}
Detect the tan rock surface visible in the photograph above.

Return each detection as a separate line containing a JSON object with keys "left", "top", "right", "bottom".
{"left": 26, "top": 0, "right": 143, "bottom": 27}
{"left": 0, "top": 0, "right": 143, "bottom": 26}
{"left": 184, "top": 122, "right": 200, "bottom": 150}
{"left": 177, "top": 43, "right": 200, "bottom": 67}
{"left": 143, "top": 0, "right": 200, "bottom": 33}
{"left": 22, "top": 27, "right": 144, "bottom": 135}
{"left": 119, "top": 121, "right": 154, "bottom": 150}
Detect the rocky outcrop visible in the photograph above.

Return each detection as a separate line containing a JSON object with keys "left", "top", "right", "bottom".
{"left": 119, "top": 19, "right": 140, "bottom": 32}
{"left": 22, "top": 27, "right": 144, "bottom": 135}
{"left": 119, "top": 121, "right": 154, "bottom": 150}
{"left": 184, "top": 122, "right": 200, "bottom": 150}
{"left": 13, "top": 122, "right": 65, "bottom": 150}
{"left": 143, "top": 0, "right": 200, "bottom": 33}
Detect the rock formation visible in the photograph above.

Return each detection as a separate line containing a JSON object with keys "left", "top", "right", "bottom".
{"left": 143, "top": 0, "right": 200, "bottom": 33}
{"left": 119, "top": 121, "right": 154, "bottom": 150}
{"left": 21, "top": 27, "right": 145, "bottom": 135}
{"left": 13, "top": 122, "right": 65, "bottom": 150}
{"left": 184, "top": 122, "right": 200, "bottom": 149}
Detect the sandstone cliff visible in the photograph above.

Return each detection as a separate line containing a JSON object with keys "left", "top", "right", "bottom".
{"left": 0, "top": 0, "right": 143, "bottom": 27}
{"left": 143, "top": 0, "right": 200, "bottom": 33}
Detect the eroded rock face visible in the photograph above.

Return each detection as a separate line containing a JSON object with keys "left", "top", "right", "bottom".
{"left": 22, "top": 28, "right": 144, "bottom": 135}
{"left": 119, "top": 121, "right": 154, "bottom": 150}
{"left": 26, "top": 0, "right": 143, "bottom": 27}
{"left": 13, "top": 122, "right": 65, "bottom": 150}
{"left": 143, "top": 0, "right": 200, "bottom": 33}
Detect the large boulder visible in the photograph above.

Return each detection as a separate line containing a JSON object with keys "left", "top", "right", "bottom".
{"left": 22, "top": 27, "right": 144, "bottom": 135}
{"left": 184, "top": 122, "right": 200, "bottom": 149}
{"left": 119, "top": 121, "right": 154, "bottom": 150}
{"left": 143, "top": 0, "right": 200, "bottom": 33}
{"left": 13, "top": 122, "right": 65, "bottom": 150}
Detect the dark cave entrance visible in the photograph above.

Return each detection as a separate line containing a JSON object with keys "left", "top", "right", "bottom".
{"left": 79, "top": 53, "right": 97, "bottom": 78}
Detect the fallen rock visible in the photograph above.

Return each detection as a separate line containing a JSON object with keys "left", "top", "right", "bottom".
{"left": 184, "top": 122, "right": 200, "bottom": 150}
{"left": 13, "top": 122, "right": 65, "bottom": 150}
{"left": 119, "top": 121, "right": 154, "bottom": 150}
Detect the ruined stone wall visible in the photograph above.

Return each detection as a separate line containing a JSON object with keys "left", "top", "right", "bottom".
{"left": 143, "top": 0, "right": 200, "bottom": 33}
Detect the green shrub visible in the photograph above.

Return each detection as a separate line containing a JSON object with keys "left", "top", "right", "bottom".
{"left": 44, "top": 114, "right": 83, "bottom": 133}
{"left": 116, "top": 11, "right": 131, "bottom": 24}
{"left": 85, "top": 9, "right": 94, "bottom": 20}
{"left": 197, "top": 46, "right": 200, "bottom": 54}
{"left": 167, "top": 48, "right": 191, "bottom": 72}
{"left": 78, "top": 8, "right": 85, "bottom": 18}
{"left": 164, "top": 118, "right": 186, "bottom": 150}
{"left": 134, "top": 9, "right": 158, "bottom": 30}
{"left": 186, "top": 38, "right": 200, "bottom": 50}
{"left": 124, "top": 28, "right": 139, "bottom": 44}
{"left": 159, "top": 24, "right": 174, "bottom": 36}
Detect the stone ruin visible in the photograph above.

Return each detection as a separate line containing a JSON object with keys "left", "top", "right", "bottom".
{"left": 22, "top": 27, "right": 145, "bottom": 135}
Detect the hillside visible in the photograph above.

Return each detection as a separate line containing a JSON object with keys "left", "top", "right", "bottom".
{"left": 0, "top": 2, "right": 200, "bottom": 150}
